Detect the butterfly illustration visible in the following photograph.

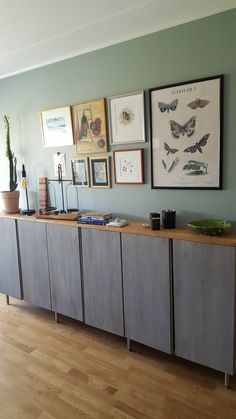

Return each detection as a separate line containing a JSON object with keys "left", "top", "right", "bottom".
{"left": 183, "top": 133, "right": 210, "bottom": 154}
{"left": 168, "top": 157, "right": 180, "bottom": 173}
{"left": 158, "top": 99, "right": 178, "bottom": 113}
{"left": 183, "top": 160, "right": 208, "bottom": 175}
{"left": 169, "top": 116, "right": 196, "bottom": 138}
{"left": 164, "top": 142, "right": 178, "bottom": 155}
{"left": 187, "top": 99, "right": 210, "bottom": 109}
{"left": 162, "top": 157, "right": 180, "bottom": 173}
{"left": 162, "top": 159, "right": 167, "bottom": 170}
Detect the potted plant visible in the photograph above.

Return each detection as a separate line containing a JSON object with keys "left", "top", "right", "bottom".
{"left": 0, "top": 115, "right": 19, "bottom": 213}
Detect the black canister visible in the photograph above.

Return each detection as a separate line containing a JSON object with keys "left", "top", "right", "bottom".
{"left": 149, "top": 212, "right": 160, "bottom": 230}
{"left": 162, "top": 209, "right": 176, "bottom": 229}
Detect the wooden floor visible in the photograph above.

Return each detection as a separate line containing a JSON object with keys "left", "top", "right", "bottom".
{"left": 0, "top": 295, "right": 236, "bottom": 419}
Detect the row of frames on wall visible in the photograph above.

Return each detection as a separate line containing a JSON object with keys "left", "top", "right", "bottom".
{"left": 39, "top": 74, "right": 223, "bottom": 189}
{"left": 40, "top": 92, "right": 145, "bottom": 188}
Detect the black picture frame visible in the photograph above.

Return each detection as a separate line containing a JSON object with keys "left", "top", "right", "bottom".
{"left": 90, "top": 156, "right": 110, "bottom": 188}
{"left": 149, "top": 75, "right": 223, "bottom": 189}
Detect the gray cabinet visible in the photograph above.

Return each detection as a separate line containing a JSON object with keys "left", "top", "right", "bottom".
{"left": 17, "top": 220, "right": 51, "bottom": 310}
{"left": 46, "top": 224, "right": 83, "bottom": 321}
{"left": 173, "top": 240, "right": 236, "bottom": 374}
{"left": 81, "top": 228, "right": 124, "bottom": 336}
{"left": 0, "top": 218, "right": 22, "bottom": 299}
{"left": 122, "top": 234, "right": 172, "bottom": 353}
{"left": 8, "top": 216, "right": 236, "bottom": 381}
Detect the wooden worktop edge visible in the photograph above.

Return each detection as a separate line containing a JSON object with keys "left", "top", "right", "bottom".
{"left": 1, "top": 213, "right": 236, "bottom": 246}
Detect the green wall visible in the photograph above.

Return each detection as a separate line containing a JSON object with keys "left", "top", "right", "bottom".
{"left": 0, "top": 9, "right": 235, "bottom": 225}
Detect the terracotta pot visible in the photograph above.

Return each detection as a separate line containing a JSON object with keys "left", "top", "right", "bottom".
{"left": 0, "top": 190, "right": 20, "bottom": 214}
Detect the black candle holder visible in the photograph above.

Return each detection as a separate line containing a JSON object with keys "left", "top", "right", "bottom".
{"left": 149, "top": 212, "right": 160, "bottom": 230}
{"left": 162, "top": 209, "right": 176, "bottom": 229}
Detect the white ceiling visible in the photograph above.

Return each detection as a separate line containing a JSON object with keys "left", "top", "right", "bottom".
{"left": 0, "top": 0, "right": 235, "bottom": 80}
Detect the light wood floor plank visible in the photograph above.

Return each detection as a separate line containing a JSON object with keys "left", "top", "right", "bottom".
{"left": 1, "top": 294, "right": 236, "bottom": 419}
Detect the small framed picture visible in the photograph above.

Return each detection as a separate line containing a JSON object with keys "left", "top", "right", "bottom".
{"left": 149, "top": 75, "right": 223, "bottom": 189}
{"left": 53, "top": 153, "right": 66, "bottom": 178}
{"left": 107, "top": 91, "right": 145, "bottom": 145}
{"left": 40, "top": 106, "right": 74, "bottom": 147}
{"left": 113, "top": 148, "right": 144, "bottom": 184}
{"left": 90, "top": 156, "right": 110, "bottom": 188}
{"left": 71, "top": 157, "right": 90, "bottom": 187}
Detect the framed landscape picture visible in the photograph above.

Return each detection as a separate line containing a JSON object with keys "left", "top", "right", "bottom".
{"left": 71, "top": 157, "right": 90, "bottom": 187}
{"left": 149, "top": 75, "right": 223, "bottom": 189}
{"left": 40, "top": 106, "right": 74, "bottom": 147}
{"left": 107, "top": 91, "right": 145, "bottom": 145}
{"left": 72, "top": 98, "right": 108, "bottom": 154}
{"left": 113, "top": 148, "right": 144, "bottom": 184}
{"left": 90, "top": 156, "right": 110, "bottom": 188}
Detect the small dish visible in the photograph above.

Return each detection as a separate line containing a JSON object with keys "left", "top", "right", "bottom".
{"left": 187, "top": 219, "right": 231, "bottom": 236}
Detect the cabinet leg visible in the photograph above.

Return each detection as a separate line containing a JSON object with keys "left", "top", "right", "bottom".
{"left": 54, "top": 312, "right": 60, "bottom": 323}
{"left": 6, "top": 295, "right": 9, "bottom": 305}
{"left": 224, "top": 373, "right": 230, "bottom": 388}
{"left": 127, "top": 338, "right": 132, "bottom": 352}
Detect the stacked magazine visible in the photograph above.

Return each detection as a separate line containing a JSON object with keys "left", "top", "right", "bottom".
{"left": 77, "top": 211, "right": 112, "bottom": 225}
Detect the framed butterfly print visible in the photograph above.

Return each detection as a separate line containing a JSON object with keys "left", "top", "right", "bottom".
{"left": 149, "top": 75, "right": 223, "bottom": 189}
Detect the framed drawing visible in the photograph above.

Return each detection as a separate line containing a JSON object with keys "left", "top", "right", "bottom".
{"left": 90, "top": 156, "right": 110, "bottom": 188}
{"left": 107, "top": 91, "right": 145, "bottom": 145}
{"left": 53, "top": 153, "right": 66, "bottom": 177}
{"left": 71, "top": 157, "right": 90, "bottom": 187}
{"left": 113, "top": 148, "right": 144, "bottom": 184}
{"left": 72, "top": 98, "right": 108, "bottom": 154}
{"left": 40, "top": 106, "right": 74, "bottom": 147}
{"left": 149, "top": 75, "right": 223, "bottom": 189}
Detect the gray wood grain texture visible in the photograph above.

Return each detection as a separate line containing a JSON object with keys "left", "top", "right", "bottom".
{"left": 17, "top": 220, "right": 51, "bottom": 310}
{"left": 46, "top": 224, "right": 83, "bottom": 321}
{"left": 122, "top": 233, "right": 172, "bottom": 353}
{"left": 81, "top": 229, "right": 124, "bottom": 336}
{"left": 173, "top": 240, "right": 236, "bottom": 374}
{"left": 0, "top": 218, "right": 22, "bottom": 298}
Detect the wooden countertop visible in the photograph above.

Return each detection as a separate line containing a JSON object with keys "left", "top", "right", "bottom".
{"left": 1, "top": 212, "right": 236, "bottom": 246}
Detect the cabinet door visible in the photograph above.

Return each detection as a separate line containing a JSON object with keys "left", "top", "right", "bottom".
{"left": 0, "top": 218, "right": 22, "bottom": 298}
{"left": 17, "top": 220, "right": 51, "bottom": 310}
{"left": 173, "top": 240, "right": 235, "bottom": 374}
{"left": 122, "top": 234, "right": 172, "bottom": 353}
{"left": 82, "top": 229, "right": 124, "bottom": 336}
{"left": 47, "top": 224, "right": 83, "bottom": 321}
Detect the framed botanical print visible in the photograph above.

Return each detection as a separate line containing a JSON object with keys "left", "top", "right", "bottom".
{"left": 40, "top": 106, "right": 74, "bottom": 147}
{"left": 107, "top": 91, "right": 145, "bottom": 145}
{"left": 71, "top": 157, "right": 90, "bottom": 187}
{"left": 72, "top": 98, "right": 108, "bottom": 154}
{"left": 149, "top": 75, "right": 223, "bottom": 189}
{"left": 90, "top": 156, "right": 110, "bottom": 188}
{"left": 113, "top": 148, "right": 144, "bottom": 184}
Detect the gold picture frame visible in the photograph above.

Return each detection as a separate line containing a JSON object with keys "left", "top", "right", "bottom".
{"left": 72, "top": 98, "right": 108, "bottom": 154}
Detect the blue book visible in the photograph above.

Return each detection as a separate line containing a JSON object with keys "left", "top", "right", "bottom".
{"left": 77, "top": 218, "right": 108, "bottom": 225}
